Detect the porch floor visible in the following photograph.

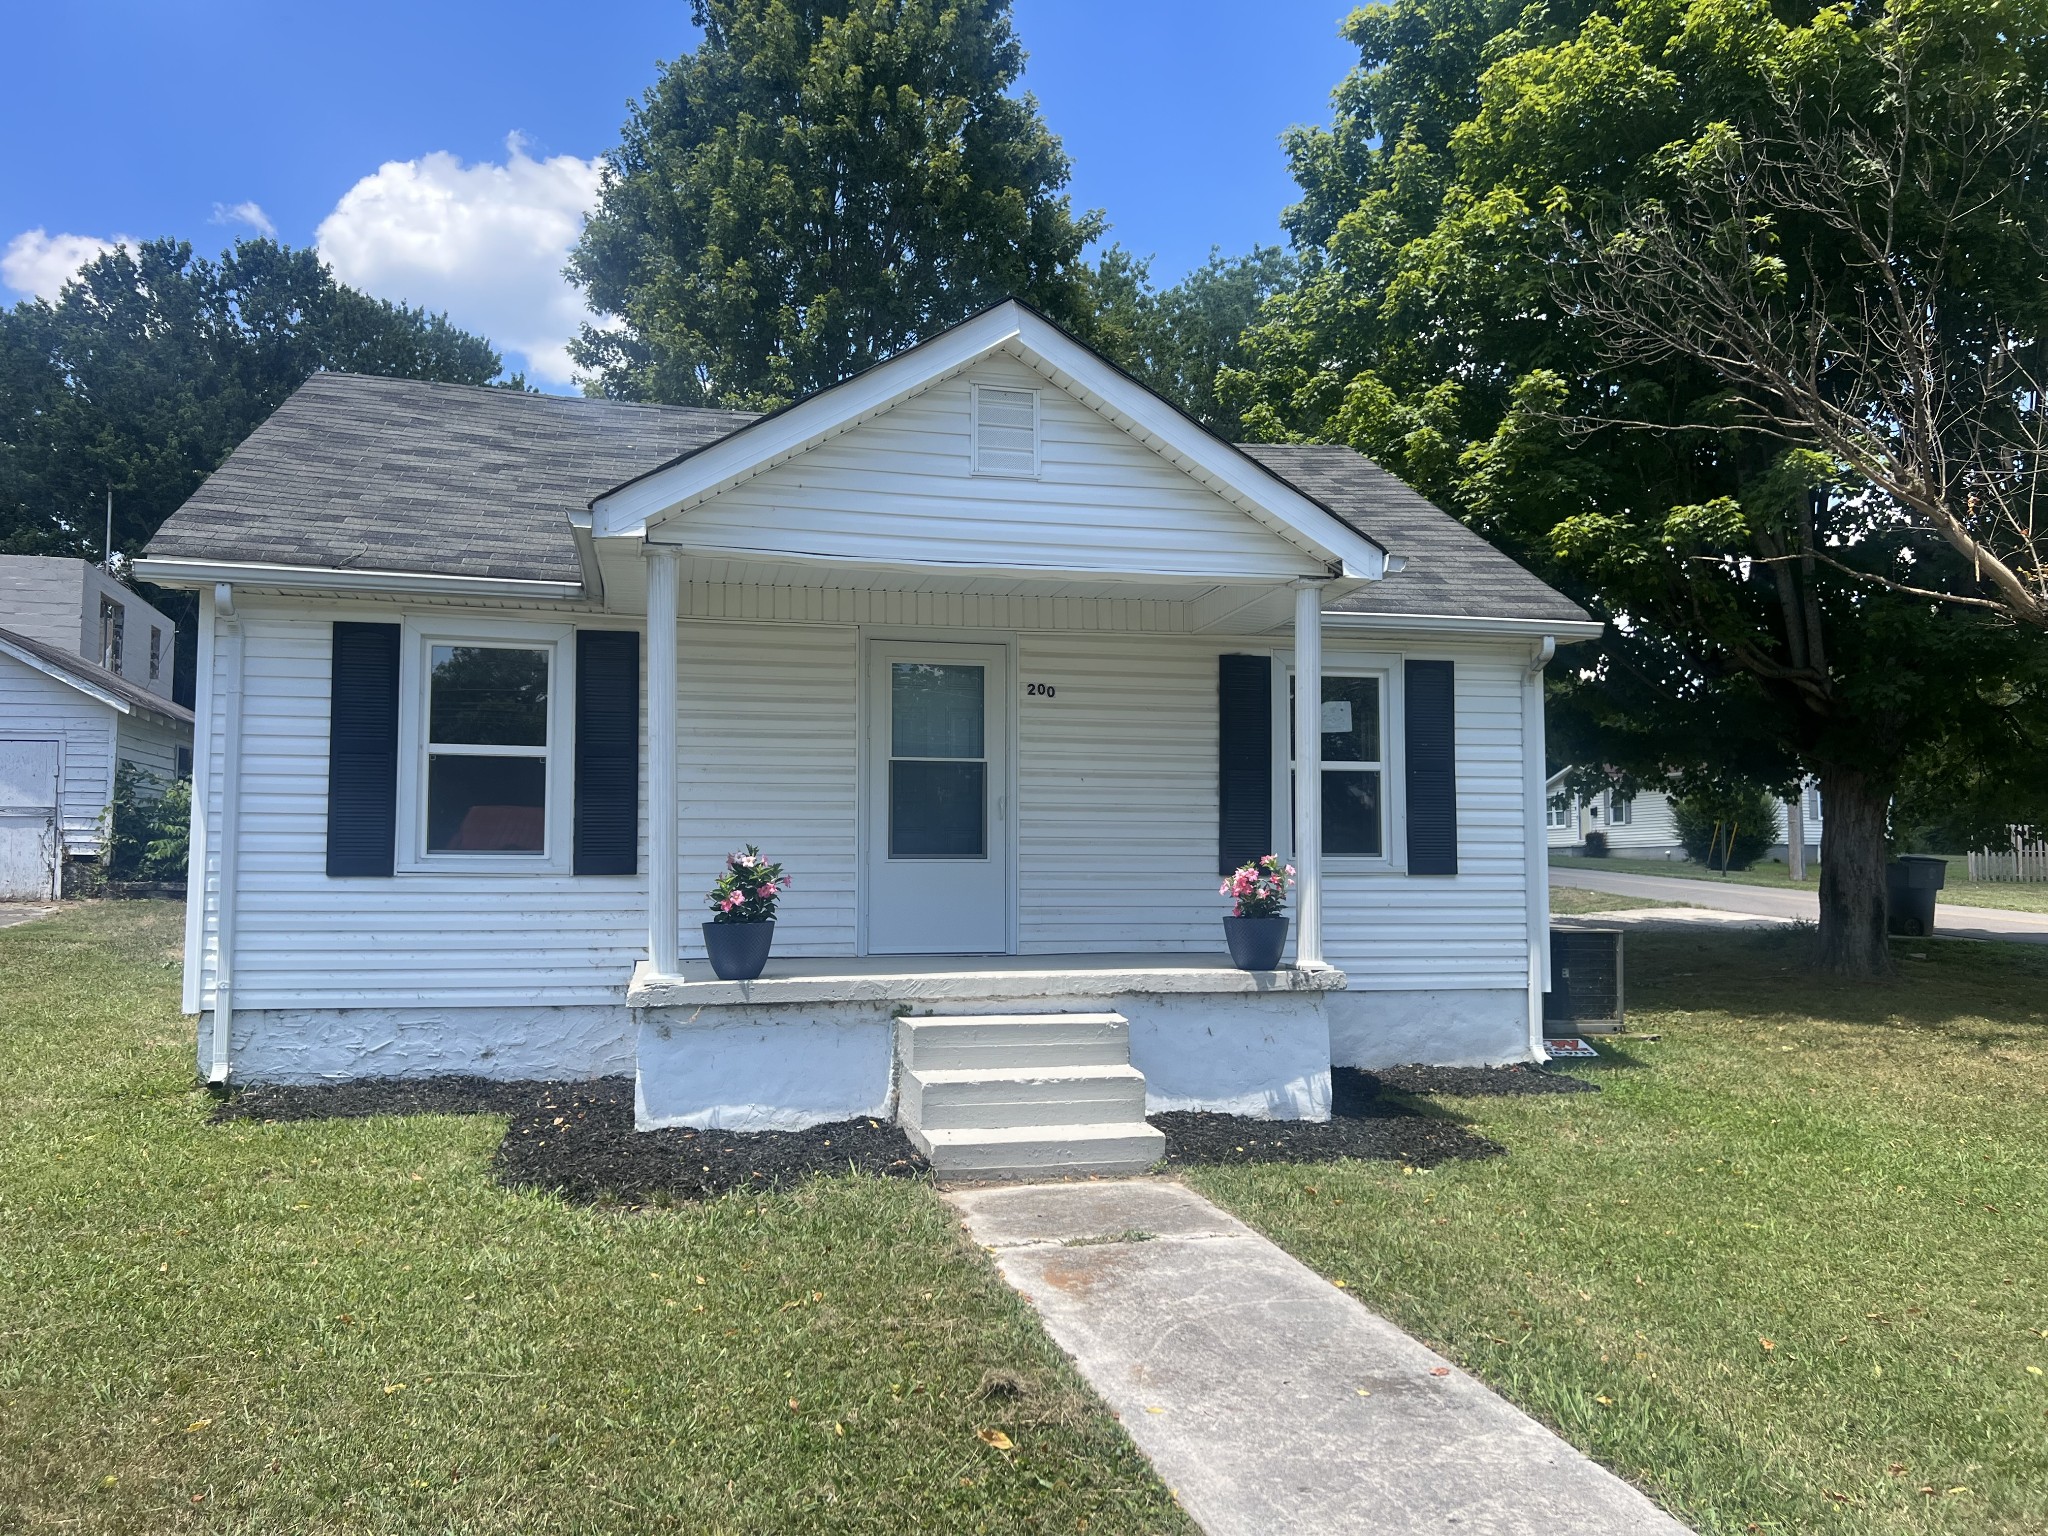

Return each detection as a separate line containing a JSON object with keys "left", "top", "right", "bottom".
{"left": 628, "top": 952, "right": 1348, "bottom": 1009}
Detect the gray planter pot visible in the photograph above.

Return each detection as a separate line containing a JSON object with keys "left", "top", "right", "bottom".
{"left": 1222, "top": 914, "right": 1289, "bottom": 971}
{"left": 702, "top": 919, "right": 775, "bottom": 981}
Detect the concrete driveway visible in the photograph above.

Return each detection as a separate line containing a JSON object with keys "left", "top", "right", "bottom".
{"left": 0, "top": 902, "right": 60, "bottom": 930}
{"left": 1550, "top": 867, "right": 2048, "bottom": 946}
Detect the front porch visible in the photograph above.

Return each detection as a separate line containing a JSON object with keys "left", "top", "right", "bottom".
{"left": 629, "top": 951, "right": 1349, "bottom": 1158}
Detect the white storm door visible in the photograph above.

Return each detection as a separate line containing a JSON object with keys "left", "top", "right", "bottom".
{"left": 864, "top": 642, "right": 1011, "bottom": 954}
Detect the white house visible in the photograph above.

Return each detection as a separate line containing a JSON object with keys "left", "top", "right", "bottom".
{"left": 137, "top": 302, "right": 1599, "bottom": 1177}
{"left": 1545, "top": 771, "right": 1825, "bottom": 860}
{"left": 0, "top": 556, "right": 193, "bottom": 898}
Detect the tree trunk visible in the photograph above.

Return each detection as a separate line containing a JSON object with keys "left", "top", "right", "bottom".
{"left": 1814, "top": 768, "right": 1893, "bottom": 977}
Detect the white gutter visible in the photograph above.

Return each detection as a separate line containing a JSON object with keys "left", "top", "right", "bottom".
{"left": 133, "top": 556, "right": 585, "bottom": 603}
{"left": 1523, "top": 635, "right": 1555, "bottom": 1062}
{"left": 1325, "top": 610, "right": 1603, "bottom": 641}
{"left": 206, "top": 582, "right": 244, "bottom": 1087}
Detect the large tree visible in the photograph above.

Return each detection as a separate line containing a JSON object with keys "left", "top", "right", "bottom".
{"left": 1222, "top": 0, "right": 2048, "bottom": 976}
{"left": 568, "top": 0, "right": 1103, "bottom": 407}
{"left": 1, "top": 238, "right": 506, "bottom": 701}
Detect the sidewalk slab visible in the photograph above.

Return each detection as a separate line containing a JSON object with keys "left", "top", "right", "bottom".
{"left": 950, "top": 1180, "right": 1690, "bottom": 1536}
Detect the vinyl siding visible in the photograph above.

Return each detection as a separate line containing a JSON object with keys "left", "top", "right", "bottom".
{"left": 0, "top": 650, "right": 118, "bottom": 855}
{"left": 116, "top": 711, "right": 188, "bottom": 785}
{"left": 658, "top": 358, "right": 1314, "bottom": 580}
{"left": 1322, "top": 648, "right": 1535, "bottom": 993}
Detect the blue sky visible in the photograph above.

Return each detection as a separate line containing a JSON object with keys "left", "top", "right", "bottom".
{"left": 2, "top": 2, "right": 1361, "bottom": 388}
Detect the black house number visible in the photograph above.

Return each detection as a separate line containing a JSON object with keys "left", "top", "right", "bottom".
{"left": 1025, "top": 681, "right": 1056, "bottom": 698}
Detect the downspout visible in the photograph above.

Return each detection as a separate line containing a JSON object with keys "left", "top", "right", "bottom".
{"left": 206, "top": 582, "right": 243, "bottom": 1087}
{"left": 1524, "top": 636, "right": 1556, "bottom": 1061}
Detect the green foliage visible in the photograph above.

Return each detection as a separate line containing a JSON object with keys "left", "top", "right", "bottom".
{"left": 569, "top": 0, "right": 1103, "bottom": 407}
{"left": 102, "top": 763, "right": 190, "bottom": 882}
{"left": 707, "top": 844, "right": 791, "bottom": 922}
{"left": 1669, "top": 781, "right": 1780, "bottom": 870}
{"left": 1221, "top": 0, "right": 2048, "bottom": 963}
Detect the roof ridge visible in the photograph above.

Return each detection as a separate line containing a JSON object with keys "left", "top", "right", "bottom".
{"left": 303, "top": 371, "right": 759, "bottom": 423}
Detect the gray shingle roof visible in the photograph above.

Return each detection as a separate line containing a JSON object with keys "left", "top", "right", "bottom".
{"left": 0, "top": 625, "right": 193, "bottom": 724}
{"left": 146, "top": 372, "right": 1589, "bottom": 626}
{"left": 145, "top": 374, "right": 754, "bottom": 584}
{"left": 1239, "top": 445, "right": 1592, "bottom": 625}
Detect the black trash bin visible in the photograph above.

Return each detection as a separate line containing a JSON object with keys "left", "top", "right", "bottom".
{"left": 1886, "top": 855, "right": 1948, "bottom": 936}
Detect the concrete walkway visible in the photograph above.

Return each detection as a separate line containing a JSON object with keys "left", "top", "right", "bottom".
{"left": 1550, "top": 867, "right": 2048, "bottom": 946}
{"left": 0, "top": 902, "right": 58, "bottom": 930}
{"left": 949, "top": 1180, "right": 1689, "bottom": 1535}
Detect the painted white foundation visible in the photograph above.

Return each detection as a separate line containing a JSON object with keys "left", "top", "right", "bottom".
{"left": 1122, "top": 992, "right": 1332, "bottom": 1120}
{"left": 212, "top": 1005, "right": 635, "bottom": 1084}
{"left": 1327, "top": 988, "right": 1536, "bottom": 1069}
{"left": 634, "top": 1005, "right": 896, "bottom": 1132}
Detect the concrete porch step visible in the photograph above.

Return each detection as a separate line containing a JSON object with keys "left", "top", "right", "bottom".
{"left": 897, "top": 1012, "right": 1130, "bottom": 1070}
{"left": 909, "top": 1120, "right": 1168, "bottom": 1180}
{"left": 900, "top": 1063, "right": 1147, "bottom": 1130}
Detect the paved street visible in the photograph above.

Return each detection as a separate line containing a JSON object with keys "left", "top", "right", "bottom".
{"left": 1550, "top": 867, "right": 2048, "bottom": 946}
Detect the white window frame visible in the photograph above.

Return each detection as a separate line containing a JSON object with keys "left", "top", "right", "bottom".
{"left": 395, "top": 615, "right": 575, "bottom": 875}
{"left": 1607, "top": 791, "right": 1633, "bottom": 827}
{"left": 969, "top": 381, "right": 1042, "bottom": 478}
{"left": 1546, "top": 793, "right": 1570, "bottom": 829}
{"left": 1275, "top": 652, "right": 1402, "bottom": 871}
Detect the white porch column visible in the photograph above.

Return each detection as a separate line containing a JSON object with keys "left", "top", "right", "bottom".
{"left": 646, "top": 547, "right": 681, "bottom": 976}
{"left": 1292, "top": 578, "right": 1329, "bottom": 968}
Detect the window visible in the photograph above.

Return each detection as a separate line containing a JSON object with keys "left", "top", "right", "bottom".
{"left": 396, "top": 620, "right": 572, "bottom": 871}
{"left": 971, "top": 383, "right": 1040, "bottom": 476}
{"left": 1290, "top": 672, "right": 1386, "bottom": 859}
{"left": 176, "top": 746, "right": 193, "bottom": 779}
{"left": 99, "top": 596, "right": 125, "bottom": 673}
{"left": 1547, "top": 794, "right": 1570, "bottom": 829}
{"left": 1608, "top": 792, "right": 1633, "bottom": 827}
{"left": 149, "top": 627, "right": 162, "bottom": 681}
{"left": 1804, "top": 783, "right": 1823, "bottom": 822}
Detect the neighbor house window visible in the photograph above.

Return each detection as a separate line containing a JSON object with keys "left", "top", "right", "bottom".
{"left": 1547, "top": 794, "right": 1570, "bottom": 829}
{"left": 149, "top": 627, "right": 162, "bottom": 681}
{"left": 1290, "top": 673, "right": 1387, "bottom": 859}
{"left": 1608, "top": 792, "right": 1633, "bottom": 827}
{"left": 396, "top": 620, "right": 573, "bottom": 872}
{"left": 99, "top": 596, "right": 125, "bottom": 673}
{"left": 1804, "top": 783, "right": 1823, "bottom": 822}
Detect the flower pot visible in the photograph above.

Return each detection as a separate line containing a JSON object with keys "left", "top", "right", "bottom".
{"left": 702, "top": 920, "right": 775, "bottom": 981}
{"left": 1223, "top": 914, "right": 1289, "bottom": 971}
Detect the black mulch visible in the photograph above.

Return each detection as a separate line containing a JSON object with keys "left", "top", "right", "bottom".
{"left": 213, "top": 1074, "right": 539, "bottom": 1123}
{"left": 1372, "top": 1062, "right": 1599, "bottom": 1098}
{"left": 1152, "top": 1067, "right": 1507, "bottom": 1169}
{"left": 492, "top": 1079, "right": 928, "bottom": 1205}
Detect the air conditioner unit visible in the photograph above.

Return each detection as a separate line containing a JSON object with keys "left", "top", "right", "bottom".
{"left": 1545, "top": 927, "right": 1625, "bottom": 1033}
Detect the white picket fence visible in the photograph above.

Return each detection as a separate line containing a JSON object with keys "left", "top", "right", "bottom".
{"left": 1968, "top": 837, "right": 2048, "bottom": 882}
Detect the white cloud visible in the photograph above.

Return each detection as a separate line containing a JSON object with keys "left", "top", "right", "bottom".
{"left": 1, "top": 228, "right": 130, "bottom": 301}
{"left": 211, "top": 200, "right": 277, "bottom": 237}
{"left": 316, "top": 133, "right": 603, "bottom": 387}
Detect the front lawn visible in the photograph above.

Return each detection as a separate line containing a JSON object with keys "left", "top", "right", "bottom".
{"left": 0, "top": 904, "right": 1189, "bottom": 1535}
{"left": 1551, "top": 851, "right": 2048, "bottom": 915}
{"left": 1191, "top": 928, "right": 2048, "bottom": 1536}
{"left": 1547, "top": 886, "right": 1688, "bottom": 916}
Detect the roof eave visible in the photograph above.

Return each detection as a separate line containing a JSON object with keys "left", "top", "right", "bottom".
{"left": 133, "top": 556, "right": 586, "bottom": 603}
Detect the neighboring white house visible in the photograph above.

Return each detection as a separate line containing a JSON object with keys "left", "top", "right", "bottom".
{"left": 0, "top": 557, "right": 194, "bottom": 899}
{"left": 1545, "top": 770, "right": 1825, "bottom": 860}
{"left": 137, "top": 301, "right": 1601, "bottom": 1176}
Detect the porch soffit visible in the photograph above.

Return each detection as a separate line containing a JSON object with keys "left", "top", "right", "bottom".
{"left": 590, "top": 301, "right": 1387, "bottom": 582}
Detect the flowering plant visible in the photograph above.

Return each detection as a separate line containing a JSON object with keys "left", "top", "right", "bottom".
{"left": 1220, "top": 855, "right": 1293, "bottom": 918}
{"left": 707, "top": 845, "right": 790, "bottom": 923}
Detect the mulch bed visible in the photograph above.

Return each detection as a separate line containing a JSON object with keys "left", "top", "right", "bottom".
{"left": 213, "top": 1074, "right": 929, "bottom": 1205}
{"left": 1152, "top": 1067, "right": 1508, "bottom": 1170}
{"left": 1371, "top": 1062, "right": 1599, "bottom": 1098}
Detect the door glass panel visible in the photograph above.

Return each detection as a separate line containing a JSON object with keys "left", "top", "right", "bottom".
{"left": 891, "top": 663, "right": 984, "bottom": 758}
{"left": 889, "top": 761, "right": 987, "bottom": 859}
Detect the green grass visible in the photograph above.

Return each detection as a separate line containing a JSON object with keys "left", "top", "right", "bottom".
{"left": 0, "top": 904, "right": 1191, "bottom": 1536}
{"left": 1547, "top": 886, "right": 1689, "bottom": 916}
{"left": 1551, "top": 851, "right": 2048, "bottom": 915}
{"left": 1191, "top": 928, "right": 2048, "bottom": 1535}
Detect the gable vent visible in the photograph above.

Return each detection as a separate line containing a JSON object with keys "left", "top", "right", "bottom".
{"left": 972, "top": 384, "right": 1040, "bottom": 477}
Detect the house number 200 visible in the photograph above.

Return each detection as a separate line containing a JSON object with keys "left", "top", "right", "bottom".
{"left": 1025, "top": 682, "right": 1057, "bottom": 698}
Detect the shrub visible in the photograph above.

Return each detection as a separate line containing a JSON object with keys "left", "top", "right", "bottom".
{"left": 1671, "top": 782, "right": 1780, "bottom": 870}
{"left": 1583, "top": 830, "right": 1609, "bottom": 857}
{"left": 103, "top": 764, "right": 191, "bottom": 882}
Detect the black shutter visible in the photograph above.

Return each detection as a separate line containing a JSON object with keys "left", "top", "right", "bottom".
{"left": 574, "top": 629, "right": 640, "bottom": 875}
{"left": 1404, "top": 658, "right": 1459, "bottom": 875}
{"left": 1217, "top": 653, "right": 1273, "bottom": 876}
{"left": 326, "top": 622, "right": 399, "bottom": 877}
